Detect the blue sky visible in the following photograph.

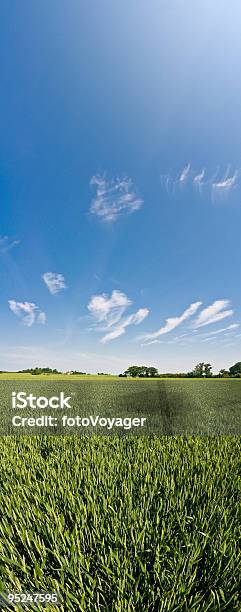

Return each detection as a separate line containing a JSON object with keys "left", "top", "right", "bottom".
{"left": 1, "top": 0, "right": 241, "bottom": 373}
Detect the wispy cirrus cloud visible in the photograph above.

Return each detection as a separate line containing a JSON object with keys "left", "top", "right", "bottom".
{"left": 90, "top": 175, "right": 143, "bottom": 222}
{"left": 161, "top": 164, "right": 240, "bottom": 202}
{"left": 0, "top": 235, "right": 20, "bottom": 254}
{"left": 88, "top": 290, "right": 131, "bottom": 328}
{"left": 140, "top": 301, "right": 202, "bottom": 344}
{"left": 87, "top": 290, "right": 149, "bottom": 342}
{"left": 42, "top": 272, "right": 67, "bottom": 295}
{"left": 178, "top": 163, "right": 191, "bottom": 183}
{"left": 193, "top": 300, "right": 233, "bottom": 328}
{"left": 211, "top": 170, "right": 238, "bottom": 202}
{"left": 161, "top": 163, "right": 192, "bottom": 195}
{"left": 140, "top": 338, "right": 162, "bottom": 347}
{"left": 201, "top": 323, "right": 239, "bottom": 336}
{"left": 142, "top": 320, "right": 239, "bottom": 348}
{"left": 101, "top": 308, "right": 149, "bottom": 344}
{"left": 212, "top": 170, "right": 238, "bottom": 191}
{"left": 193, "top": 169, "right": 205, "bottom": 194}
{"left": 193, "top": 169, "right": 205, "bottom": 185}
{"left": 8, "top": 301, "right": 47, "bottom": 327}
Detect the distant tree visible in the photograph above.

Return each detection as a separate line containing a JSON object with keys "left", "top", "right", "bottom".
{"left": 189, "top": 362, "right": 212, "bottom": 378}
{"left": 138, "top": 366, "right": 149, "bottom": 377}
{"left": 229, "top": 362, "right": 241, "bottom": 376}
{"left": 124, "top": 365, "right": 159, "bottom": 378}
{"left": 204, "top": 363, "right": 212, "bottom": 377}
{"left": 191, "top": 363, "right": 205, "bottom": 377}
{"left": 218, "top": 369, "right": 229, "bottom": 378}
{"left": 146, "top": 367, "right": 159, "bottom": 378}
{"left": 97, "top": 372, "right": 110, "bottom": 376}
{"left": 124, "top": 366, "right": 143, "bottom": 377}
{"left": 72, "top": 371, "right": 86, "bottom": 375}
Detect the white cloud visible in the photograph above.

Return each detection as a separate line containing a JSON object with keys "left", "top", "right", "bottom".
{"left": 173, "top": 333, "right": 189, "bottom": 340}
{"left": 202, "top": 323, "right": 239, "bottom": 336}
{"left": 88, "top": 290, "right": 131, "bottom": 328}
{"left": 42, "top": 272, "right": 67, "bottom": 295}
{"left": 141, "top": 339, "right": 162, "bottom": 347}
{"left": 101, "top": 308, "right": 149, "bottom": 344}
{"left": 212, "top": 171, "right": 238, "bottom": 191}
{"left": 193, "top": 300, "right": 233, "bottom": 328}
{"left": 100, "top": 327, "right": 126, "bottom": 343}
{"left": 0, "top": 235, "right": 20, "bottom": 254}
{"left": 38, "top": 311, "right": 47, "bottom": 325}
{"left": 130, "top": 308, "right": 149, "bottom": 325}
{"left": 161, "top": 164, "right": 241, "bottom": 203}
{"left": 211, "top": 169, "right": 239, "bottom": 203}
{"left": 8, "top": 301, "right": 46, "bottom": 327}
{"left": 193, "top": 169, "right": 205, "bottom": 185}
{"left": 161, "top": 164, "right": 191, "bottom": 194}
{"left": 193, "top": 169, "right": 206, "bottom": 194}
{"left": 90, "top": 175, "right": 143, "bottom": 222}
{"left": 141, "top": 301, "right": 202, "bottom": 343}
{"left": 88, "top": 290, "right": 149, "bottom": 343}
{"left": 178, "top": 163, "right": 191, "bottom": 183}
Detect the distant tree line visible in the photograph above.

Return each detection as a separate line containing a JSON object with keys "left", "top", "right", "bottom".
{"left": 7, "top": 361, "right": 241, "bottom": 378}
{"left": 97, "top": 372, "right": 111, "bottom": 376}
{"left": 119, "top": 366, "right": 159, "bottom": 378}
{"left": 18, "top": 367, "right": 61, "bottom": 375}
{"left": 71, "top": 371, "right": 86, "bottom": 375}
{"left": 17, "top": 368, "right": 92, "bottom": 375}
{"left": 119, "top": 362, "right": 241, "bottom": 378}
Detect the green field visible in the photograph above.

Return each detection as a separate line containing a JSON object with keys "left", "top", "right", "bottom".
{"left": 0, "top": 379, "right": 240, "bottom": 610}
{"left": 0, "top": 374, "right": 119, "bottom": 381}
{"left": 0, "top": 378, "right": 240, "bottom": 435}
{"left": 0, "top": 436, "right": 240, "bottom": 611}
